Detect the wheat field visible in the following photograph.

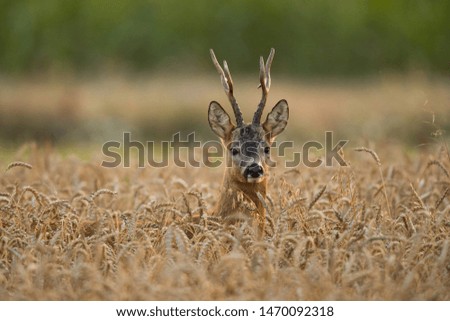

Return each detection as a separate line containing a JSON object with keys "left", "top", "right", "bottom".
{"left": 0, "top": 140, "right": 448, "bottom": 300}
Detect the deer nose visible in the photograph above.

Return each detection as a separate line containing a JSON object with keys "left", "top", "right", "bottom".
{"left": 245, "top": 163, "right": 264, "bottom": 178}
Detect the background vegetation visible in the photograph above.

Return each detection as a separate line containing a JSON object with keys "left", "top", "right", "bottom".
{"left": 1, "top": 0, "right": 449, "bottom": 76}
{"left": 0, "top": 0, "right": 449, "bottom": 147}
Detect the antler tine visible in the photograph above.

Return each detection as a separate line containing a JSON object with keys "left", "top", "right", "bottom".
{"left": 210, "top": 49, "right": 229, "bottom": 92}
{"left": 265, "top": 47, "right": 275, "bottom": 88}
{"left": 222, "top": 60, "right": 231, "bottom": 88}
{"left": 253, "top": 48, "right": 275, "bottom": 124}
{"left": 210, "top": 49, "right": 243, "bottom": 126}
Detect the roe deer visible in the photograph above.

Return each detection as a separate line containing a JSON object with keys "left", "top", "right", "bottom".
{"left": 208, "top": 48, "right": 289, "bottom": 232}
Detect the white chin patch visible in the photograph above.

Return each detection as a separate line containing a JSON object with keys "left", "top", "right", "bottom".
{"left": 246, "top": 176, "right": 264, "bottom": 183}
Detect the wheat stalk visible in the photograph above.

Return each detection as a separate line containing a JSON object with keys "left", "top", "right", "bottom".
{"left": 354, "top": 147, "right": 381, "bottom": 166}
{"left": 308, "top": 185, "right": 326, "bottom": 210}
{"left": 410, "top": 182, "right": 426, "bottom": 209}
{"left": 355, "top": 147, "right": 392, "bottom": 218}
{"left": 435, "top": 187, "right": 449, "bottom": 210}
{"left": 5, "top": 161, "right": 33, "bottom": 172}
{"left": 426, "top": 160, "right": 450, "bottom": 179}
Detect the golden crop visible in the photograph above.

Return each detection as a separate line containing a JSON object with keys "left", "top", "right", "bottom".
{"left": 0, "top": 143, "right": 448, "bottom": 300}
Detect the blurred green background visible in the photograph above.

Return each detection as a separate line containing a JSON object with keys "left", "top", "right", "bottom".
{"left": 1, "top": 0, "right": 449, "bottom": 75}
{"left": 0, "top": 0, "right": 449, "bottom": 152}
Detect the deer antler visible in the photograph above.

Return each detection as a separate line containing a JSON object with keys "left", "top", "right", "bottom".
{"left": 210, "top": 49, "right": 244, "bottom": 127}
{"left": 253, "top": 48, "right": 275, "bottom": 124}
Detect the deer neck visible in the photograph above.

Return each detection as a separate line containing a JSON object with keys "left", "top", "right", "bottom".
{"left": 216, "top": 168, "right": 267, "bottom": 218}
{"left": 225, "top": 172, "right": 267, "bottom": 199}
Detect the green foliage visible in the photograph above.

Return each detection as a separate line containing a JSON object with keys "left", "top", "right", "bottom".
{"left": 0, "top": 0, "right": 449, "bottom": 75}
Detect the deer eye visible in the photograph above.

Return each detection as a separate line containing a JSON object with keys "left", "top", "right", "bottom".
{"left": 264, "top": 146, "right": 270, "bottom": 154}
{"left": 231, "top": 148, "right": 239, "bottom": 156}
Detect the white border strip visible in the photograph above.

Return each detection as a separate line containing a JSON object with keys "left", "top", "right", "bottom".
{"left": 1, "top": 301, "right": 448, "bottom": 321}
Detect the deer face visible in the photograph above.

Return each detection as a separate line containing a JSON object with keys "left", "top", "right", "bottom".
{"left": 229, "top": 124, "right": 268, "bottom": 183}
{"left": 208, "top": 48, "right": 288, "bottom": 184}
{"left": 208, "top": 99, "right": 289, "bottom": 183}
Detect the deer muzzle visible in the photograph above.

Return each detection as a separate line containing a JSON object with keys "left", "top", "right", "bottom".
{"left": 244, "top": 163, "right": 264, "bottom": 182}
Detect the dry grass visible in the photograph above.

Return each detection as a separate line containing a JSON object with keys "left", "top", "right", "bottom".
{"left": 0, "top": 142, "right": 448, "bottom": 300}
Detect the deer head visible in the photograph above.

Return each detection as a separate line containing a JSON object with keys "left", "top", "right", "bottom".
{"left": 208, "top": 48, "right": 289, "bottom": 185}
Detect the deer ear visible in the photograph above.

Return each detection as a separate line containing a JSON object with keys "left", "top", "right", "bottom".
{"left": 208, "top": 101, "right": 235, "bottom": 139}
{"left": 263, "top": 99, "right": 289, "bottom": 139}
